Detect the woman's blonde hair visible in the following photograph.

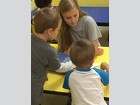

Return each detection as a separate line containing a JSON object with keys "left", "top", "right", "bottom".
{"left": 57, "top": 0, "right": 88, "bottom": 52}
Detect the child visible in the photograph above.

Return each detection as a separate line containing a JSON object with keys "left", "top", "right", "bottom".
{"left": 31, "top": 7, "right": 75, "bottom": 105}
{"left": 57, "top": 0, "right": 104, "bottom": 56}
{"left": 35, "top": 0, "right": 52, "bottom": 9}
{"left": 63, "top": 39, "right": 109, "bottom": 105}
{"left": 32, "top": 0, "right": 55, "bottom": 34}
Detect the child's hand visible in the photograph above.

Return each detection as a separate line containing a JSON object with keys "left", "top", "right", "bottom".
{"left": 100, "top": 62, "right": 109, "bottom": 72}
{"left": 97, "top": 48, "right": 104, "bottom": 56}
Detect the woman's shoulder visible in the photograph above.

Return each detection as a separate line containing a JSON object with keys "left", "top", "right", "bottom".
{"left": 80, "top": 16, "right": 96, "bottom": 24}
{"left": 82, "top": 15, "right": 94, "bottom": 20}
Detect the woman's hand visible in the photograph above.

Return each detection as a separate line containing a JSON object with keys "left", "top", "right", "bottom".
{"left": 92, "top": 40, "right": 104, "bottom": 56}
{"left": 97, "top": 48, "right": 104, "bottom": 56}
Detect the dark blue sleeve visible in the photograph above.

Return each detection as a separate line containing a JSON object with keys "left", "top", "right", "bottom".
{"left": 94, "top": 68, "right": 109, "bottom": 86}
{"left": 63, "top": 70, "right": 74, "bottom": 90}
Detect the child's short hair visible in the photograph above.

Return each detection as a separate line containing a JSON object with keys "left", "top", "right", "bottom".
{"left": 34, "top": 7, "right": 61, "bottom": 34}
{"left": 35, "top": 0, "right": 52, "bottom": 8}
{"left": 70, "top": 39, "right": 95, "bottom": 67}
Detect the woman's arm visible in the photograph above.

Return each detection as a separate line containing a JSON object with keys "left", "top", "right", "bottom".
{"left": 92, "top": 40, "right": 104, "bottom": 56}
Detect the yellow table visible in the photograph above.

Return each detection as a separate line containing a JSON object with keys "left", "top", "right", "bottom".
{"left": 43, "top": 44, "right": 109, "bottom": 100}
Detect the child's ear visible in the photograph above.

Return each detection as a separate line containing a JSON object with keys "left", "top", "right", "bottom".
{"left": 90, "top": 59, "right": 94, "bottom": 65}
{"left": 44, "top": 28, "right": 53, "bottom": 35}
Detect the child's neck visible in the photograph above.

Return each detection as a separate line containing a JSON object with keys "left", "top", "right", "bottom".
{"left": 77, "top": 63, "right": 92, "bottom": 69}
{"left": 77, "top": 66, "right": 91, "bottom": 69}
{"left": 36, "top": 33, "right": 48, "bottom": 41}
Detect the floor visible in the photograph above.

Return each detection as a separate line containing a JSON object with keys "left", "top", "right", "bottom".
{"left": 42, "top": 94, "right": 109, "bottom": 105}
{"left": 42, "top": 94, "right": 70, "bottom": 105}
{"left": 42, "top": 26, "right": 109, "bottom": 105}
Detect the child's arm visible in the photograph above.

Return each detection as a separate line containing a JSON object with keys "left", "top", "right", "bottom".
{"left": 55, "top": 60, "right": 76, "bottom": 73}
{"left": 94, "top": 68, "right": 109, "bottom": 86}
{"left": 63, "top": 70, "right": 74, "bottom": 90}
{"left": 100, "top": 62, "right": 109, "bottom": 72}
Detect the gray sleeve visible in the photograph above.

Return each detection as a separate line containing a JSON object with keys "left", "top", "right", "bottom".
{"left": 47, "top": 47, "right": 61, "bottom": 71}
{"left": 85, "top": 16, "right": 102, "bottom": 41}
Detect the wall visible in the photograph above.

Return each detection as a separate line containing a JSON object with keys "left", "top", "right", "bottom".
{"left": 31, "top": 0, "right": 109, "bottom": 11}
{"left": 52, "top": 0, "right": 109, "bottom": 7}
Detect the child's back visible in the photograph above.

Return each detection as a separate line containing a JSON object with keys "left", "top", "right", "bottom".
{"left": 64, "top": 68, "right": 108, "bottom": 105}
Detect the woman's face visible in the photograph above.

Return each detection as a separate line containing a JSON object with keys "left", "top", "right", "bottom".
{"left": 62, "top": 7, "right": 79, "bottom": 27}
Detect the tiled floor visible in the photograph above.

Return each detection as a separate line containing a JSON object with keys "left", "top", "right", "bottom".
{"left": 42, "top": 26, "right": 109, "bottom": 105}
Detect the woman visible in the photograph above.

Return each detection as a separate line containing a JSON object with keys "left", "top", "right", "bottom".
{"left": 57, "top": 0, "right": 103, "bottom": 56}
